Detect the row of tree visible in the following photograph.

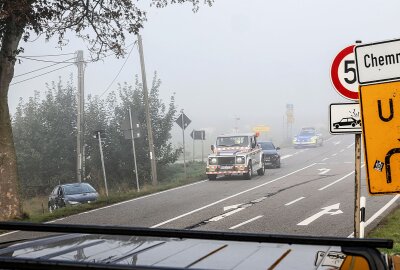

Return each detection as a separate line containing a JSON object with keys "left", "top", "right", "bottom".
{"left": 12, "top": 73, "right": 182, "bottom": 198}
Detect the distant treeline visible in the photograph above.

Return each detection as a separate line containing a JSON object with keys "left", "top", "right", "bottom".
{"left": 12, "top": 73, "right": 182, "bottom": 198}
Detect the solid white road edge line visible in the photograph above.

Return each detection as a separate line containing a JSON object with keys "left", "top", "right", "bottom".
{"left": 348, "top": 194, "right": 400, "bottom": 238}
{"left": 0, "top": 180, "right": 209, "bottom": 239}
{"left": 229, "top": 216, "right": 264, "bottom": 230}
{"left": 285, "top": 197, "right": 306, "bottom": 206}
{"left": 281, "top": 155, "right": 292, "bottom": 160}
{"left": 69, "top": 180, "right": 209, "bottom": 215}
{"left": 151, "top": 163, "right": 317, "bottom": 228}
{"left": 365, "top": 194, "right": 400, "bottom": 227}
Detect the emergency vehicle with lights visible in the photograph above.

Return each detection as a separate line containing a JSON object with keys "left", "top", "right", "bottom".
{"left": 206, "top": 133, "right": 265, "bottom": 180}
{"left": 293, "top": 127, "right": 324, "bottom": 148}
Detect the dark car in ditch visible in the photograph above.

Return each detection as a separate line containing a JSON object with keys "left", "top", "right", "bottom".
{"left": 48, "top": 183, "right": 99, "bottom": 212}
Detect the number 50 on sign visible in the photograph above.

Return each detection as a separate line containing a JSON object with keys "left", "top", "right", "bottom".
{"left": 331, "top": 45, "right": 359, "bottom": 101}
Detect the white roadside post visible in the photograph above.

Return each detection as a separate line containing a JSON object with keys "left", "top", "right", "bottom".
{"left": 360, "top": 196, "right": 366, "bottom": 238}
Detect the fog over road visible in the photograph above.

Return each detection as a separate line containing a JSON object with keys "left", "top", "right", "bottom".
{"left": 1, "top": 135, "right": 399, "bottom": 241}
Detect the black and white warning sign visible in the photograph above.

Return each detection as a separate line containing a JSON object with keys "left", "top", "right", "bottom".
{"left": 329, "top": 103, "right": 362, "bottom": 134}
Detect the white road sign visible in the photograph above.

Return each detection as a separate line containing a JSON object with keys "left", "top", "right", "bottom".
{"left": 355, "top": 38, "right": 400, "bottom": 84}
{"left": 329, "top": 103, "right": 362, "bottom": 134}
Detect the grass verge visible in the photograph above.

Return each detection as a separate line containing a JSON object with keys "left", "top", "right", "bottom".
{"left": 367, "top": 206, "right": 400, "bottom": 254}
{"left": 19, "top": 162, "right": 206, "bottom": 223}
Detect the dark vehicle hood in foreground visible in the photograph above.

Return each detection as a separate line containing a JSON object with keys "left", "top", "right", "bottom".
{"left": 0, "top": 222, "right": 392, "bottom": 270}
{"left": 1, "top": 233, "right": 337, "bottom": 268}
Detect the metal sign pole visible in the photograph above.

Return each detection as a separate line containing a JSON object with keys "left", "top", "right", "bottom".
{"left": 192, "top": 130, "right": 195, "bottom": 162}
{"left": 202, "top": 132, "right": 204, "bottom": 163}
{"left": 129, "top": 107, "right": 140, "bottom": 192}
{"left": 182, "top": 112, "right": 187, "bottom": 179}
{"left": 354, "top": 133, "right": 362, "bottom": 237}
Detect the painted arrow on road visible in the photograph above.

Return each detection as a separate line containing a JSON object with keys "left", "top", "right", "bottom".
{"left": 297, "top": 203, "right": 343, "bottom": 226}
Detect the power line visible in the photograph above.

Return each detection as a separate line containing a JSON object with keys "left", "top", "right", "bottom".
{"left": 18, "top": 56, "right": 77, "bottom": 64}
{"left": 14, "top": 57, "right": 76, "bottom": 78}
{"left": 13, "top": 42, "right": 137, "bottom": 87}
{"left": 99, "top": 44, "right": 135, "bottom": 98}
{"left": 18, "top": 42, "right": 136, "bottom": 64}
{"left": 19, "top": 53, "right": 76, "bottom": 57}
{"left": 11, "top": 64, "right": 74, "bottom": 86}
{"left": 85, "top": 42, "right": 136, "bottom": 62}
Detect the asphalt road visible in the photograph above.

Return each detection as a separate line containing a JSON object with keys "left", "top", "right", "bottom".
{"left": 1, "top": 135, "right": 399, "bottom": 242}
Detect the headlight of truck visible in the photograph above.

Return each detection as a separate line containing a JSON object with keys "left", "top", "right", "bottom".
{"left": 209, "top": 158, "right": 217, "bottom": 165}
{"left": 236, "top": 156, "right": 245, "bottom": 164}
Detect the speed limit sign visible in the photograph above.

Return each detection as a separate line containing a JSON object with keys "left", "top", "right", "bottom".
{"left": 330, "top": 45, "right": 359, "bottom": 101}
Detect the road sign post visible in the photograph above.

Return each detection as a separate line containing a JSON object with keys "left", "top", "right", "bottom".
{"left": 175, "top": 111, "right": 191, "bottom": 179}
{"left": 331, "top": 42, "right": 363, "bottom": 238}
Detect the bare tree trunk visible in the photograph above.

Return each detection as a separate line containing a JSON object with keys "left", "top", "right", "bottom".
{"left": 0, "top": 25, "right": 23, "bottom": 221}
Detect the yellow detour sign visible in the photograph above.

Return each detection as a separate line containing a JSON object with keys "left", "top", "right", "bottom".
{"left": 359, "top": 81, "right": 400, "bottom": 194}
{"left": 252, "top": 125, "right": 270, "bottom": 133}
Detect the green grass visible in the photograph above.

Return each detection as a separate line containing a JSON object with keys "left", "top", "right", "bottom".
{"left": 19, "top": 162, "right": 206, "bottom": 223}
{"left": 367, "top": 206, "right": 400, "bottom": 254}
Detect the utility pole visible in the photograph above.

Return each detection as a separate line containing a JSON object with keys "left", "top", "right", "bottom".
{"left": 95, "top": 131, "right": 108, "bottom": 197}
{"left": 76, "top": 50, "right": 85, "bottom": 183}
{"left": 137, "top": 35, "right": 158, "bottom": 185}
{"left": 129, "top": 107, "right": 140, "bottom": 191}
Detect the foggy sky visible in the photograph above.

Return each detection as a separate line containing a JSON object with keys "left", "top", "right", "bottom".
{"left": 8, "top": 0, "right": 400, "bottom": 148}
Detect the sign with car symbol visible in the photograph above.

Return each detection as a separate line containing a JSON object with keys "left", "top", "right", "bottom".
{"left": 359, "top": 81, "right": 400, "bottom": 194}
{"left": 329, "top": 103, "right": 362, "bottom": 134}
